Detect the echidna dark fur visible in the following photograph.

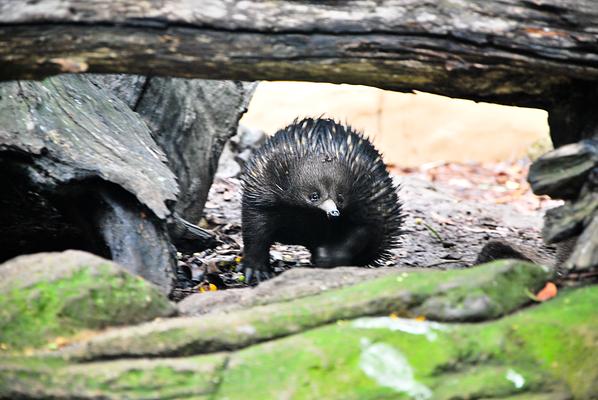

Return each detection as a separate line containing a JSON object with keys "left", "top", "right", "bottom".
{"left": 240, "top": 117, "right": 403, "bottom": 282}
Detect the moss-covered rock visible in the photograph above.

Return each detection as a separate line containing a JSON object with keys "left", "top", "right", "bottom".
{"left": 4, "top": 258, "right": 585, "bottom": 399}
{"left": 0, "top": 251, "right": 175, "bottom": 351}
{"left": 217, "top": 285, "right": 598, "bottom": 399}
{"left": 1, "top": 282, "right": 596, "bottom": 399}
{"left": 57, "top": 259, "right": 550, "bottom": 360}
{"left": 0, "top": 354, "right": 226, "bottom": 400}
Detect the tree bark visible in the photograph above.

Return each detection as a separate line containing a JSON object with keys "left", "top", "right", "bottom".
{"left": 135, "top": 78, "right": 256, "bottom": 223}
{"left": 547, "top": 82, "right": 598, "bottom": 147}
{"left": 91, "top": 75, "right": 256, "bottom": 223}
{"left": 1, "top": 1, "right": 598, "bottom": 109}
{"left": 0, "top": 74, "right": 179, "bottom": 291}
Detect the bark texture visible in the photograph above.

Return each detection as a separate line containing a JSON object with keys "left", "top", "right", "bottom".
{"left": 2, "top": 1, "right": 598, "bottom": 276}
{"left": 1, "top": 1, "right": 598, "bottom": 110}
{"left": 0, "top": 74, "right": 178, "bottom": 291}
{"left": 135, "top": 79, "right": 256, "bottom": 222}
{"left": 91, "top": 75, "right": 256, "bottom": 223}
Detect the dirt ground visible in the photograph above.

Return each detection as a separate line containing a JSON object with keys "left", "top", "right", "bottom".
{"left": 172, "top": 160, "right": 561, "bottom": 300}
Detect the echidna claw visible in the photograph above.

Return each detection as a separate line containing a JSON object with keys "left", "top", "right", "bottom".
{"left": 236, "top": 264, "right": 273, "bottom": 285}
{"left": 244, "top": 267, "right": 254, "bottom": 285}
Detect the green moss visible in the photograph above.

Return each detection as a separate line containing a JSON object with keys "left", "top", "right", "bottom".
{"left": 0, "top": 265, "right": 172, "bottom": 350}
{"left": 431, "top": 365, "right": 551, "bottom": 398}
{"left": 237, "top": 259, "right": 548, "bottom": 343}
{"left": 54, "top": 260, "right": 551, "bottom": 361}
{"left": 0, "top": 356, "right": 67, "bottom": 395}
{"left": 495, "top": 287, "right": 598, "bottom": 398}
{"left": 0, "top": 354, "right": 225, "bottom": 399}
{"left": 416, "top": 260, "right": 552, "bottom": 320}
{"left": 0, "top": 266, "right": 594, "bottom": 399}
{"left": 94, "top": 365, "right": 212, "bottom": 397}
{"left": 217, "top": 286, "right": 597, "bottom": 399}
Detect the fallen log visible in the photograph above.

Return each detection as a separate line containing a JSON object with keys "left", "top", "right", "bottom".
{"left": 1, "top": 1, "right": 598, "bottom": 111}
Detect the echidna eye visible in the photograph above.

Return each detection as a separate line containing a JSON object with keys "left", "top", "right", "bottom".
{"left": 309, "top": 192, "right": 320, "bottom": 202}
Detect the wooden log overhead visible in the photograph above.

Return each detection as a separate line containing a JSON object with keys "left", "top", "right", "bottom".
{"left": 1, "top": 1, "right": 598, "bottom": 108}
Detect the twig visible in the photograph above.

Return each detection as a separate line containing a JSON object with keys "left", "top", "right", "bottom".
{"left": 424, "top": 260, "right": 467, "bottom": 268}
{"left": 422, "top": 222, "right": 443, "bottom": 242}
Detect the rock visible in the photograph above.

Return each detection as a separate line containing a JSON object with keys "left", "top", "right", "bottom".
{"left": 542, "top": 191, "right": 598, "bottom": 243}
{"left": 54, "top": 260, "right": 551, "bottom": 361}
{"left": 178, "top": 266, "right": 403, "bottom": 316}
{"left": 2, "top": 263, "right": 596, "bottom": 400}
{"left": 216, "top": 285, "right": 597, "bottom": 400}
{"left": 528, "top": 138, "right": 598, "bottom": 200}
{"left": 475, "top": 239, "right": 555, "bottom": 266}
{"left": 528, "top": 137, "right": 598, "bottom": 276}
{"left": 565, "top": 214, "right": 598, "bottom": 272}
{"left": 0, "top": 251, "right": 175, "bottom": 350}
{"left": 0, "top": 354, "right": 227, "bottom": 400}
{"left": 413, "top": 260, "right": 550, "bottom": 321}
{"left": 528, "top": 137, "right": 598, "bottom": 277}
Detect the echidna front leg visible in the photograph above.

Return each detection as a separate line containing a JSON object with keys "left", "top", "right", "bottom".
{"left": 240, "top": 208, "right": 275, "bottom": 283}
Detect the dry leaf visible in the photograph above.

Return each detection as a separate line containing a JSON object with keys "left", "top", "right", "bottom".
{"left": 536, "top": 282, "right": 558, "bottom": 302}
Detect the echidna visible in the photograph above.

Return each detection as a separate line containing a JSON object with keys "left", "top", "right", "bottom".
{"left": 241, "top": 117, "right": 403, "bottom": 282}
